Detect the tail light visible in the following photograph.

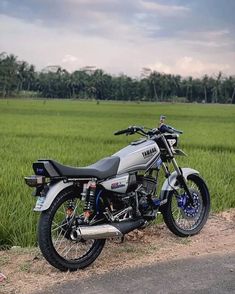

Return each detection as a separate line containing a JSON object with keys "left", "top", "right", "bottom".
{"left": 24, "top": 175, "right": 46, "bottom": 187}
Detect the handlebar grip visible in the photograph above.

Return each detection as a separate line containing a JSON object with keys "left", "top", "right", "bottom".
{"left": 159, "top": 124, "right": 183, "bottom": 134}
{"left": 159, "top": 125, "right": 174, "bottom": 134}
{"left": 175, "top": 129, "right": 183, "bottom": 134}
{"left": 114, "top": 128, "right": 129, "bottom": 135}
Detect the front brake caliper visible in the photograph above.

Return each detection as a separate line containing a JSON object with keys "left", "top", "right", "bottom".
{"left": 177, "top": 191, "right": 200, "bottom": 218}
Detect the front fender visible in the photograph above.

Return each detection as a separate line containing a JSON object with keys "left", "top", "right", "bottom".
{"left": 34, "top": 181, "right": 73, "bottom": 212}
{"left": 160, "top": 168, "right": 199, "bottom": 204}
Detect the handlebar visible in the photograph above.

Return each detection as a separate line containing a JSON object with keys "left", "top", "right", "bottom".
{"left": 114, "top": 124, "right": 183, "bottom": 137}
{"left": 114, "top": 126, "right": 146, "bottom": 136}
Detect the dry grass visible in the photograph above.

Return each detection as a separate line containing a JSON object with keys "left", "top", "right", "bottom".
{"left": 0, "top": 209, "right": 234, "bottom": 294}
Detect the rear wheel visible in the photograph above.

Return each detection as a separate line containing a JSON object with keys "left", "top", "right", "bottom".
{"left": 38, "top": 187, "right": 105, "bottom": 271}
{"left": 161, "top": 174, "right": 210, "bottom": 237}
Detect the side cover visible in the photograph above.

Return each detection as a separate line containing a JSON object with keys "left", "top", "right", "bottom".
{"left": 99, "top": 174, "right": 129, "bottom": 194}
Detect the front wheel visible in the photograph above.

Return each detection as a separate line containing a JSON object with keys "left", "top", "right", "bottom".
{"left": 38, "top": 187, "right": 105, "bottom": 271}
{"left": 161, "top": 174, "right": 210, "bottom": 237}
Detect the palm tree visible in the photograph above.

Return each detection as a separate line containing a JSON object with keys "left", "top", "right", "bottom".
{"left": 148, "top": 71, "right": 161, "bottom": 101}
{"left": 184, "top": 76, "right": 193, "bottom": 101}
{"left": 91, "top": 69, "right": 108, "bottom": 100}
{"left": 202, "top": 75, "right": 209, "bottom": 103}
{"left": 71, "top": 70, "right": 90, "bottom": 98}
{"left": 26, "top": 64, "right": 35, "bottom": 91}
{"left": 0, "top": 54, "right": 18, "bottom": 97}
{"left": 17, "top": 61, "right": 28, "bottom": 92}
{"left": 231, "top": 77, "right": 235, "bottom": 104}
{"left": 212, "top": 72, "right": 222, "bottom": 103}
{"left": 225, "top": 76, "right": 235, "bottom": 104}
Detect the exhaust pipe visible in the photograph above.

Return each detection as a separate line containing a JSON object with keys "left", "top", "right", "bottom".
{"left": 70, "top": 218, "right": 145, "bottom": 241}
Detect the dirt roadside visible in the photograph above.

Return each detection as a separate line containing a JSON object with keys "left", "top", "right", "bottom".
{"left": 0, "top": 209, "right": 235, "bottom": 294}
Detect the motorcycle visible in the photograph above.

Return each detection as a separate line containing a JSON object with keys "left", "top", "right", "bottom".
{"left": 25, "top": 116, "right": 210, "bottom": 271}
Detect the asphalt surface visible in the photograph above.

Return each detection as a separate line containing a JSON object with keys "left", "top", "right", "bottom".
{"left": 37, "top": 253, "right": 235, "bottom": 294}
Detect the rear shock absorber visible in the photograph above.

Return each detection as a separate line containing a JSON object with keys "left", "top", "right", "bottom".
{"left": 84, "top": 180, "right": 96, "bottom": 220}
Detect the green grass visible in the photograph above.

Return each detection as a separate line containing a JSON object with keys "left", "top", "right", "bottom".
{"left": 0, "top": 99, "right": 235, "bottom": 247}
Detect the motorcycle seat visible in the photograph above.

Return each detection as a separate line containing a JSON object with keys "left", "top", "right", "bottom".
{"left": 49, "top": 156, "right": 120, "bottom": 179}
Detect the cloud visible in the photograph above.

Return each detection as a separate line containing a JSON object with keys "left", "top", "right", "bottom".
{"left": 61, "top": 54, "right": 84, "bottom": 71}
{"left": 149, "top": 56, "right": 230, "bottom": 77}
{"left": 149, "top": 62, "right": 171, "bottom": 74}
{"left": 0, "top": 0, "right": 190, "bottom": 37}
{"left": 62, "top": 54, "right": 79, "bottom": 63}
{"left": 177, "top": 28, "right": 234, "bottom": 50}
{"left": 176, "top": 56, "right": 230, "bottom": 76}
{"left": 139, "top": 0, "right": 190, "bottom": 16}
{"left": 0, "top": 1, "right": 235, "bottom": 77}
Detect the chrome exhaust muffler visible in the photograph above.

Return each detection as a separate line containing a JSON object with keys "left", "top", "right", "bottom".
{"left": 70, "top": 224, "right": 123, "bottom": 240}
{"left": 70, "top": 218, "right": 145, "bottom": 241}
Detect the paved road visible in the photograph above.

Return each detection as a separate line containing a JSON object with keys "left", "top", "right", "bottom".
{"left": 38, "top": 253, "right": 235, "bottom": 294}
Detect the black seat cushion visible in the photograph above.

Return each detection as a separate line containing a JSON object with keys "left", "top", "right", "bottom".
{"left": 49, "top": 156, "right": 120, "bottom": 179}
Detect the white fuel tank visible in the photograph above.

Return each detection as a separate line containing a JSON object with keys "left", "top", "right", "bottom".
{"left": 113, "top": 139, "right": 160, "bottom": 174}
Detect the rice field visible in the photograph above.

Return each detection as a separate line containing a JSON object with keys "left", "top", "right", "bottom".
{"left": 0, "top": 99, "right": 234, "bottom": 247}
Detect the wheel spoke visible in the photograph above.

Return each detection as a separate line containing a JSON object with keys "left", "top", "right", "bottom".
{"left": 61, "top": 241, "right": 76, "bottom": 257}
{"left": 51, "top": 221, "right": 65, "bottom": 232}
{"left": 50, "top": 196, "right": 96, "bottom": 261}
{"left": 176, "top": 208, "right": 182, "bottom": 222}
{"left": 171, "top": 179, "right": 204, "bottom": 231}
{"left": 54, "top": 229, "right": 66, "bottom": 250}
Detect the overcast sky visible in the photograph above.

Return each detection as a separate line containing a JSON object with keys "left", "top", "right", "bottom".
{"left": 0, "top": 0, "right": 235, "bottom": 77}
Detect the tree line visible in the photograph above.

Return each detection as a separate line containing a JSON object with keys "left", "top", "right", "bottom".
{"left": 0, "top": 52, "right": 235, "bottom": 103}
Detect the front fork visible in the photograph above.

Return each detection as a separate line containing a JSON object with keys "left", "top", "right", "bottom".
{"left": 171, "top": 158, "right": 194, "bottom": 204}
{"left": 161, "top": 134, "right": 194, "bottom": 205}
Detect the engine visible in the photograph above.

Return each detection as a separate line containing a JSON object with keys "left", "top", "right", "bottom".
{"left": 113, "top": 175, "right": 158, "bottom": 220}
{"left": 100, "top": 174, "right": 159, "bottom": 222}
{"left": 137, "top": 175, "right": 159, "bottom": 220}
{"left": 137, "top": 175, "right": 157, "bottom": 195}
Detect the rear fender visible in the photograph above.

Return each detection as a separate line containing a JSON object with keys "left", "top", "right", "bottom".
{"left": 34, "top": 181, "right": 73, "bottom": 212}
{"left": 159, "top": 168, "right": 199, "bottom": 205}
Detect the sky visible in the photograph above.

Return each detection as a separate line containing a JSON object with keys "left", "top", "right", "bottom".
{"left": 0, "top": 0, "right": 235, "bottom": 77}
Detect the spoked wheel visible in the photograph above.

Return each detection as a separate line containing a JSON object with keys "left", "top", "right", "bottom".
{"left": 162, "top": 174, "right": 210, "bottom": 237}
{"left": 38, "top": 187, "right": 105, "bottom": 271}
